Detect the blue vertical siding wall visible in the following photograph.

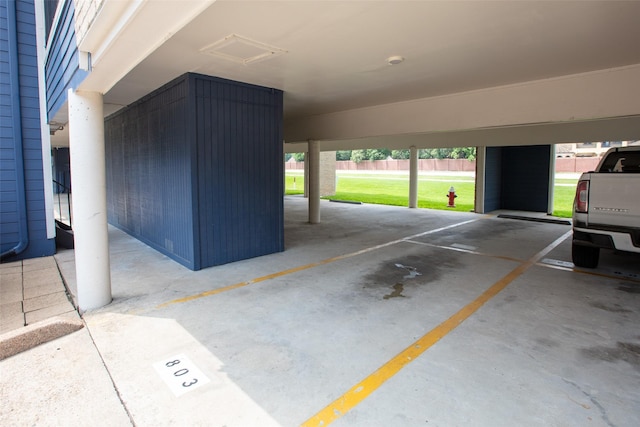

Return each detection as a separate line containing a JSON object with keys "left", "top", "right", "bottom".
{"left": 0, "top": 0, "right": 19, "bottom": 249}
{"left": 483, "top": 145, "right": 551, "bottom": 213}
{"left": 106, "top": 78, "right": 195, "bottom": 268}
{"left": 44, "top": 0, "right": 86, "bottom": 118}
{"left": 105, "top": 73, "right": 283, "bottom": 270}
{"left": 501, "top": 145, "right": 550, "bottom": 212}
{"left": 0, "top": 0, "right": 55, "bottom": 259}
{"left": 484, "top": 147, "right": 502, "bottom": 212}
{"left": 193, "top": 74, "right": 284, "bottom": 267}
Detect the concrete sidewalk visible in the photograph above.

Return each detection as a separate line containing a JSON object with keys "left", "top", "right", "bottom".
{"left": 0, "top": 255, "right": 131, "bottom": 425}
{"left": 0, "top": 257, "right": 83, "bottom": 361}
{"left": 0, "top": 315, "right": 132, "bottom": 425}
{"left": 0, "top": 257, "right": 131, "bottom": 425}
{"left": 1, "top": 198, "right": 639, "bottom": 426}
{"left": 0, "top": 257, "right": 76, "bottom": 335}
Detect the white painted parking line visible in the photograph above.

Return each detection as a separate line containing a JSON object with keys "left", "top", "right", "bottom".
{"left": 155, "top": 218, "right": 480, "bottom": 309}
{"left": 537, "top": 259, "right": 640, "bottom": 283}
{"left": 540, "top": 258, "right": 574, "bottom": 268}
{"left": 451, "top": 243, "right": 477, "bottom": 251}
{"left": 153, "top": 354, "right": 211, "bottom": 397}
{"left": 405, "top": 239, "right": 527, "bottom": 263}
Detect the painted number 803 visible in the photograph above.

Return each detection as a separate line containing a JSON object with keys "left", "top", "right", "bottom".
{"left": 165, "top": 359, "right": 198, "bottom": 388}
{"left": 154, "top": 353, "right": 210, "bottom": 397}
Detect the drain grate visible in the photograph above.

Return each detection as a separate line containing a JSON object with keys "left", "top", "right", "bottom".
{"left": 497, "top": 214, "right": 571, "bottom": 226}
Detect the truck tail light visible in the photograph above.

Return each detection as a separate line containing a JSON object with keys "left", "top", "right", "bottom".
{"left": 574, "top": 180, "right": 589, "bottom": 213}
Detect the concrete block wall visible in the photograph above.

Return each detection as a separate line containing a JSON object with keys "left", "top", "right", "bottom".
{"left": 320, "top": 151, "right": 336, "bottom": 196}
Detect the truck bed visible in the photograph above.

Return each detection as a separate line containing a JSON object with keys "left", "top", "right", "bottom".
{"left": 572, "top": 146, "right": 640, "bottom": 268}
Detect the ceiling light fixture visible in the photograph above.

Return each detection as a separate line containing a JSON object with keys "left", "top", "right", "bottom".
{"left": 48, "top": 121, "right": 64, "bottom": 135}
{"left": 387, "top": 55, "right": 404, "bottom": 65}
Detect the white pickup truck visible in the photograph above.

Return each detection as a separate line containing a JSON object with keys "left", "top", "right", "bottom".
{"left": 572, "top": 146, "right": 640, "bottom": 268}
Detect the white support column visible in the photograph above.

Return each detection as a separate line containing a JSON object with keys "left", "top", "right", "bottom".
{"left": 474, "top": 146, "right": 486, "bottom": 214}
{"left": 548, "top": 144, "right": 556, "bottom": 215}
{"left": 308, "top": 140, "right": 321, "bottom": 224}
{"left": 304, "top": 153, "right": 309, "bottom": 197}
{"left": 34, "top": 1, "right": 55, "bottom": 240}
{"left": 409, "top": 146, "right": 418, "bottom": 208}
{"left": 68, "top": 89, "right": 112, "bottom": 311}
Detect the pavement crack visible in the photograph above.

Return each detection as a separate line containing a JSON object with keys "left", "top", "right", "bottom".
{"left": 84, "top": 320, "right": 137, "bottom": 426}
{"left": 562, "top": 378, "right": 615, "bottom": 427}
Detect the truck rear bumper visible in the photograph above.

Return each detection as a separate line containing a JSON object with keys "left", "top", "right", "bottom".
{"left": 573, "top": 226, "right": 640, "bottom": 253}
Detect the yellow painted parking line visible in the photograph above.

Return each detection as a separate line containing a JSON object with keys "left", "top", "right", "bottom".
{"left": 155, "top": 219, "right": 479, "bottom": 310}
{"left": 302, "top": 230, "right": 572, "bottom": 427}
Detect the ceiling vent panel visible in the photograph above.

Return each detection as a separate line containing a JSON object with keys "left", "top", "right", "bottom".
{"left": 200, "top": 34, "right": 287, "bottom": 65}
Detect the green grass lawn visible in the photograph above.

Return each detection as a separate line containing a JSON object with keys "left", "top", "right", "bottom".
{"left": 552, "top": 184, "right": 578, "bottom": 218}
{"left": 285, "top": 171, "right": 578, "bottom": 217}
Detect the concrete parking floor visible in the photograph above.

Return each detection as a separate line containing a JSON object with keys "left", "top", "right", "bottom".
{"left": 2, "top": 196, "right": 639, "bottom": 426}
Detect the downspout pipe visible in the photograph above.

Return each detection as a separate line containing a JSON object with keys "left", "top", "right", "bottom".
{"left": 1, "top": 0, "right": 29, "bottom": 261}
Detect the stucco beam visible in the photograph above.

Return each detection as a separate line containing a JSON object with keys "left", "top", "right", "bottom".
{"left": 76, "top": 0, "right": 215, "bottom": 93}
{"left": 284, "top": 64, "right": 640, "bottom": 144}
{"left": 284, "top": 142, "right": 308, "bottom": 153}
{"left": 287, "top": 115, "right": 640, "bottom": 153}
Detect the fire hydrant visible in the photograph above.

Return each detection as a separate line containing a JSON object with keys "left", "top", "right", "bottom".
{"left": 447, "top": 186, "right": 457, "bottom": 207}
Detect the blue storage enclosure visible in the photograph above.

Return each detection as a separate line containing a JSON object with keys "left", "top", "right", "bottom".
{"left": 483, "top": 147, "right": 503, "bottom": 212}
{"left": 501, "top": 145, "right": 551, "bottom": 212}
{"left": 484, "top": 145, "right": 551, "bottom": 212}
{"left": 1, "top": 0, "right": 56, "bottom": 261}
{"left": 105, "top": 73, "right": 284, "bottom": 270}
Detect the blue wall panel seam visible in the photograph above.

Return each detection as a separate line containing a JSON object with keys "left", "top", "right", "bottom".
{"left": 1, "top": 0, "right": 28, "bottom": 257}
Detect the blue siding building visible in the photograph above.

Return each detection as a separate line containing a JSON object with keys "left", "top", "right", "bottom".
{"left": 44, "top": 0, "right": 86, "bottom": 120}
{"left": 1, "top": 0, "right": 55, "bottom": 260}
{"left": 2, "top": 0, "right": 287, "bottom": 304}
{"left": 105, "top": 73, "right": 284, "bottom": 270}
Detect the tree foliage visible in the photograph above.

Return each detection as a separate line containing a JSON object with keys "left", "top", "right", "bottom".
{"left": 418, "top": 147, "right": 476, "bottom": 160}
{"left": 350, "top": 150, "right": 367, "bottom": 163}
{"left": 350, "top": 149, "right": 392, "bottom": 163}
{"left": 297, "top": 147, "right": 477, "bottom": 162}
{"left": 336, "top": 150, "right": 352, "bottom": 160}
{"left": 350, "top": 147, "right": 475, "bottom": 161}
{"left": 451, "top": 147, "right": 476, "bottom": 160}
{"left": 391, "top": 150, "right": 410, "bottom": 159}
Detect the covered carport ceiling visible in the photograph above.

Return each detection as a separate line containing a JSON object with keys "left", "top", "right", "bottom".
{"left": 60, "top": 0, "right": 640, "bottom": 148}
